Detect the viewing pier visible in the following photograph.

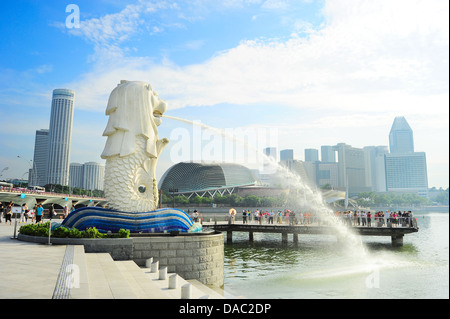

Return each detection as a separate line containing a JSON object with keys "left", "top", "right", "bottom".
{"left": 202, "top": 219, "right": 419, "bottom": 247}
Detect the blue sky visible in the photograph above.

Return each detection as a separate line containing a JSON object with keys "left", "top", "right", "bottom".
{"left": 0, "top": 0, "right": 448, "bottom": 188}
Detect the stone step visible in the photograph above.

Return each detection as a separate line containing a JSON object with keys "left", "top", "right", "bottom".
{"left": 70, "top": 245, "right": 90, "bottom": 299}
{"left": 52, "top": 245, "right": 90, "bottom": 299}
{"left": 84, "top": 252, "right": 226, "bottom": 299}
{"left": 85, "top": 253, "right": 139, "bottom": 299}
{"left": 114, "top": 260, "right": 174, "bottom": 299}
{"left": 187, "top": 279, "right": 226, "bottom": 299}
{"left": 141, "top": 267, "right": 225, "bottom": 299}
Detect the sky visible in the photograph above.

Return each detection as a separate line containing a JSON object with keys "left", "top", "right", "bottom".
{"left": 0, "top": 0, "right": 448, "bottom": 188}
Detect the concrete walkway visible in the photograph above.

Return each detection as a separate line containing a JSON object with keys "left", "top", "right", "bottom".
{"left": 0, "top": 219, "right": 226, "bottom": 299}
{"left": 0, "top": 220, "right": 66, "bottom": 298}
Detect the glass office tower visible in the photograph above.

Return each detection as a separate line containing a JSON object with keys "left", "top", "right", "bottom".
{"left": 29, "top": 129, "right": 49, "bottom": 186}
{"left": 389, "top": 116, "right": 414, "bottom": 154}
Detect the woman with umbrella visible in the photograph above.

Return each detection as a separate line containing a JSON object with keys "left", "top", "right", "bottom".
{"left": 229, "top": 208, "right": 237, "bottom": 224}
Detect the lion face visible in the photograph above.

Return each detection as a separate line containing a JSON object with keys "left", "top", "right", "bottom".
{"left": 152, "top": 94, "right": 167, "bottom": 127}
{"left": 102, "top": 80, "right": 168, "bottom": 159}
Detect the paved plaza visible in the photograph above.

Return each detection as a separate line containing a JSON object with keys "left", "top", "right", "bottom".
{"left": 0, "top": 220, "right": 66, "bottom": 298}
{"left": 0, "top": 219, "right": 226, "bottom": 299}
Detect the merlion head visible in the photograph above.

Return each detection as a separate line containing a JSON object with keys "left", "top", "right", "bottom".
{"left": 101, "top": 80, "right": 169, "bottom": 212}
{"left": 101, "top": 80, "right": 167, "bottom": 159}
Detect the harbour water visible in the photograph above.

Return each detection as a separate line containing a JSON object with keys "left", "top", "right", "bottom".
{"left": 221, "top": 210, "right": 449, "bottom": 299}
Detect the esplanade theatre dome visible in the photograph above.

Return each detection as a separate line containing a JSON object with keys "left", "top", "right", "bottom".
{"left": 159, "top": 162, "right": 258, "bottom": 196}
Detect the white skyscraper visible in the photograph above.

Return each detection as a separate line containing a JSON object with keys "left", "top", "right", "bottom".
{"left": 69, "top": 162, "right": 105, "bottom": 191}
{"left": 82, "top": 162, "right": 105, "bottom": 191}
{"left": 46, "top": 89, "right": 75, "bottom": 186}
{"left": 69, "top": 163, "right": 84, "bottom": 189}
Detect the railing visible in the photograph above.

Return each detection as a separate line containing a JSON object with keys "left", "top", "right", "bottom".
{"left": 336, "top": 215, "right": 417, "bottom": 229}
{"left": 202, "top": 213, "right": 418, "bottom": 229}
{"left": 0, "top": 187, "right": 105, "bottom": 200}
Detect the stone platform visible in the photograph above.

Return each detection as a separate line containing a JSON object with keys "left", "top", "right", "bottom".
{"left": 0, "top": 220, "right": 225, "bottom": 298}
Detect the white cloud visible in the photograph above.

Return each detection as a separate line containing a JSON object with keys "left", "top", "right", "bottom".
{"left": 66, "top": 0, "right": 179, "bottom": 47}
{"left": 262, "top": 0, "right": 289, "bottom": 10}
{"left": 68, "top": 0, "right": 448, "bottom": 116}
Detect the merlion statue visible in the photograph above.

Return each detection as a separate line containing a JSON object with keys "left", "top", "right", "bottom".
{"left": 101, "top": 80, "right": 169, "bottom": 212}
{"left": 59, "top": 80, "right": 201, "bottom": 233}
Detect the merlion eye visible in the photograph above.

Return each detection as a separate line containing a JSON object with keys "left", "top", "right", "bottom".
{"left": 138, "top": 185, "right": 146, "bottom": 193}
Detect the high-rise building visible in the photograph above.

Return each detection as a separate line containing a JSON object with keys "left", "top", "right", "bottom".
{"left": 83, "top": 162, "right": 105, "bottom": 191}
{"left": 279, "top": 149, "right": 295, "bottom": 172}
{"left": 315, "top": 162, "right": 339, "bottom": 189}
{"left": 321, "top": 145, "right": 336, "bottom": 163}
{"left": 385, "top": 116, "right": 428, "bottom": 196}
{"left": 69, "top": 163, "right": 84, "bottom": 189}
{"left": 46, "top": 89, "right": 75, "bottom": 186}
{"left": 305, "top": 148, "right": 319, "bottom": 162}
{"left": 280, "top": 149, "right": 294, "bottom": 161}
{"left": 29, "top": 129, "right": 49, "bottom": 186}
{"left": 385, "top": 152, "right": 428, "bottom": 196}
{"left": 69, "top": 162, "right": 105, "bottom": 191}
{"left": 389, "top": 116, "right": 414, "bottom": 153}
{"left": 334, "top": 143, "right": 370, "bottom": 194}
{"left": 363, "top": 146, "right": 389, "bottom": 192}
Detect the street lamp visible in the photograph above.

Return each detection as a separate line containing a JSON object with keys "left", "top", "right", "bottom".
{"left": 0, "top": 167, "right": 8, "bottom": 179}
{"left": 17, "top": 155, "right": 32, "bottom": 167}
{"left": 169, "top": 188, "right": 178, "bottom": 208}
{"left": 17, "top": 156, "right": 35, "bottom": 185}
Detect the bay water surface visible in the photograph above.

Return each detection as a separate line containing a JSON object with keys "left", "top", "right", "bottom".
{"left": 221, "top": 210, "right": 449, "bottom": 299}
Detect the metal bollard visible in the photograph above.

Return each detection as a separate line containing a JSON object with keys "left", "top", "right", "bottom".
{"left": 168, "top": 274, "right": 178, "bottom": 289}
{"left": 151, "top": 261, "right": 159, "bottom": 273}
{"left": 181, "top": 283, "right": 192, "bottom": 299}
{"left": 145, "top": 257, "right": 153, "bottom": 268}
{"left": 159, "top": 266, "right": 167, "bottom": 280}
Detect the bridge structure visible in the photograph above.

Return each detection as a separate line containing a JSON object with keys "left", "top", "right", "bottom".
{"left": 202, "top": 219, "right": 419, "bottom": 247}
{"left": 0, "top": 190, "right": 107, "bottom": 210}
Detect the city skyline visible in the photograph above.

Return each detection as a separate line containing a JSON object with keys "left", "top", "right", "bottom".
{"left": 0, "top": 0, "right": 448, "bottom": 188}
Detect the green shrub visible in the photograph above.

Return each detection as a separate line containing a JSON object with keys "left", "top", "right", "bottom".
{"left": 19, "top": 223, "right": 130, "bottom": 239}
{"left": 84, "top": 227, "right": 101, "bottom": 238}
{"left": 52, "top": 226, "right": 70, "bottom": 238}
{"left": 117, "top": 229, "right": 130, "bottom": 238}
{"left": 19, "top": 222, "right": 49, "bottom": 236}
{"left": 68, "top": 227, "right": 83, "bottom": 238}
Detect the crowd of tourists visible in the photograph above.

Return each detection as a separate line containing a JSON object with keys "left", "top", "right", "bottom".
{"left": 225, "top": 209, "right": 323, "bottom": 226}
{"left": 223, "top": 208, "right": 415, "bottom": 228}
{"left": 336, "top": 210, "right": 415, "bottom": 228}
{"left": 0, "top": 201, "right": 74, "bottom": 225}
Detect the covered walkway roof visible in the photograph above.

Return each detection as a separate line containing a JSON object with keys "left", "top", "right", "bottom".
{"left": 0, "top": 191, "right": 107, "bottom": 208}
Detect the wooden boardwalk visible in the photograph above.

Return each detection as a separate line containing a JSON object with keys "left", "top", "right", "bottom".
{"left": 202, "top": 220, "right": 419, "bottom": 247}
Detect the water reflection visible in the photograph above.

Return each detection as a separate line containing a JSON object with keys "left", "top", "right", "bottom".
{"left": 223, "top": 229, "right": 432, "bottom": 298}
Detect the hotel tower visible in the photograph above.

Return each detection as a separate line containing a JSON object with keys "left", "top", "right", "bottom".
{"left": 46, "top": 89, "right": 75, "bottom": 186}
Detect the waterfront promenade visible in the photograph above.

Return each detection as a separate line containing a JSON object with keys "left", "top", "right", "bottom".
{"left": 0, "top": 220, "right": 225, "bottom": 299}
{"left": 0, "top": 222, "right": 67, "bottom": 298}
